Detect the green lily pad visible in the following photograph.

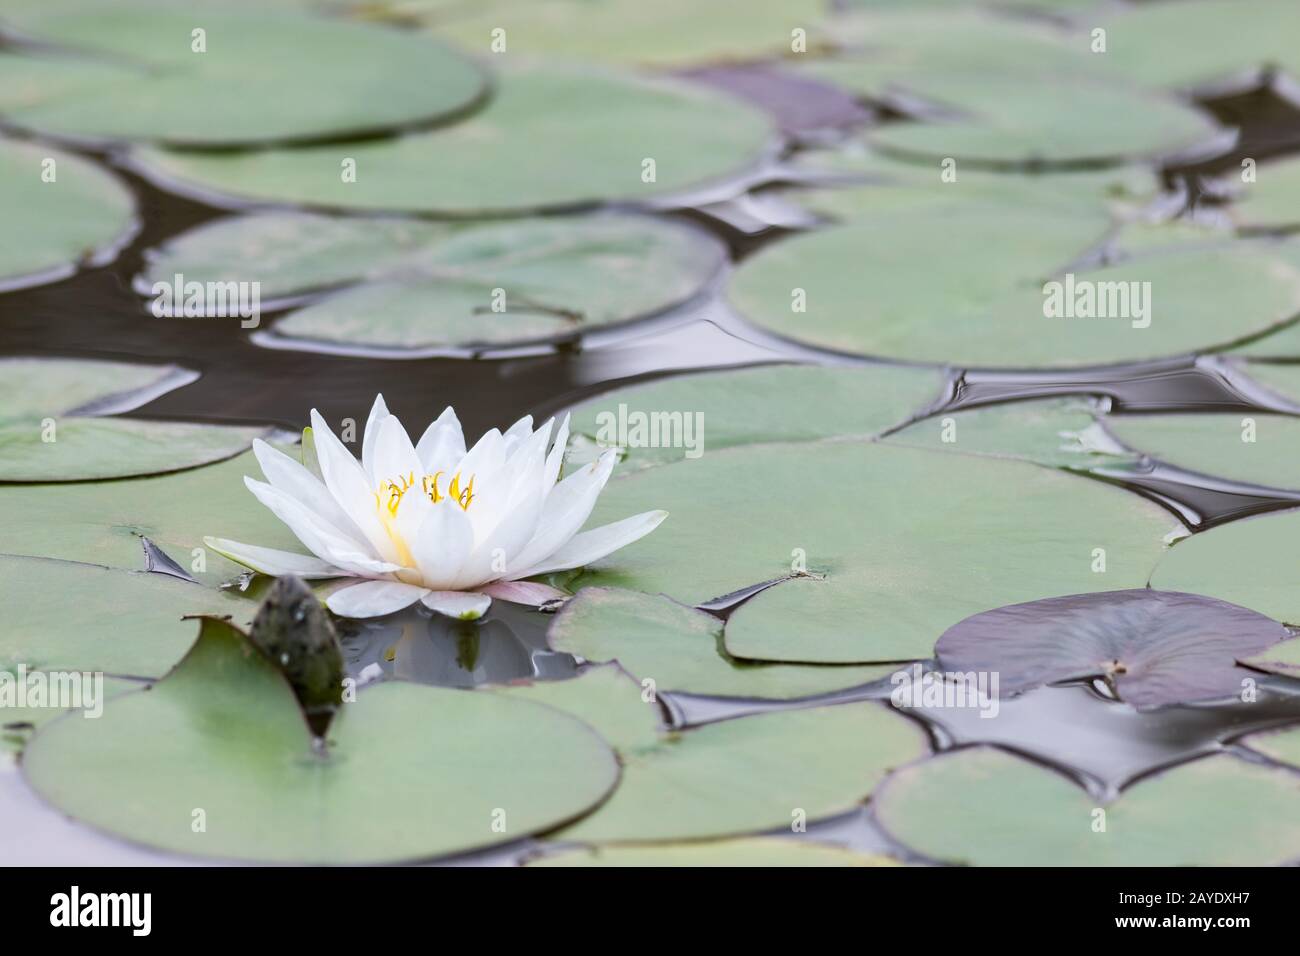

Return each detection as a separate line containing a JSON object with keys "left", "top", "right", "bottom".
{"left": 729, "top": 210, "right": 1300, "bottom": 367}
{"left": 883, "top": 399, "right": 1133, "bottom": 469}
{"left": 0, "top": 138, "right": 134, "bottom": 290}
{"left": 556, "top": 700, "right": 927, "bottom": 843}
{"left": 490, "top": 663, "right": 663, "bottom": 754}
{"left": 574, "top": 441, "right": 1176, "bottom": 663}
{"left": 1105, "top": 413, "right": 1300, "bottom": 490}
{"left": 1240, "top": 637, "right": 1300, "bottom": 680}
{"left": 418, "top": 0, "right": 825, "bottom": 67}
{"left": 150, "top": 214, "right": 722, "bottom": 348}
{"left": 874, "top": 747, "right": 1300, "bottom": 865}
{"left": 0, "top": 555, "right": 254, "bottom": 677}
{"left": 800, "top": 12, "right": 1219, "bottom": 166}
{"left": 132, "top": 64, "right": 775, "bottom": 214}
{"left": 563, "top": 364, "right": 944, "bottom": 473}
{"left": 1148, "top": 509, "right": 1300, "bottom": 625}
{"left": 0, "top": 1, "right": 487, "bottom": 145}
{"left": 0, "top": 449, "right": 307, "bottom": 585}
{"left": 22, "top": 617, "right": 620, "bottom": 863}
{"left": 549, "top": 589, "right": 895, "bottom": 700}
{"left": 866, "top": 73, "right": 1220, "bottom": 168}
{"left": 934, "top": 589, "right": 1292, "bottom": 708}
{"left": 1234, "top": 155, "right": 1300, "bottom": 231}
{"left": 139, "top": 211, "right": 451, "bottom": 304}
{"left": 1086, "top": 0, "right": 1300, "bottom": 91}
{"left": 788, "top": 150, "right": 1155, "bottom": 224}
{"left": 1240, "top": 725, "right": 1300, "bottom": 768}
{"left": 2, "top": 673, "right": 137, "bottom": 754}
{"left": 0, "top": 357, "right": 267, "bottom": 481}
{"left": 531, "top": 838, "right": 899, "bottom": 867}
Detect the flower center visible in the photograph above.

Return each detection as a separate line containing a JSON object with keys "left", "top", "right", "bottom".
{"left": 376, "top": 470, "right": 476, "bottom": 518}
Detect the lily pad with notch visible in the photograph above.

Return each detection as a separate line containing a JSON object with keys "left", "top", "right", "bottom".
{"left": 548, "top": 588, "right": 895, "bottom": 700}
{"left": 0, "top": 357, "right": 268, "bottom": 482}
{"left": 555, "top": 699, "right": 927, "bottom": 843}
{"left": 0, "top": 449, "right": 308, "bottom": 585}
{"left": 562, "top": 363, "right": 946, "bottom": 473}
{"left": 21, "top": 616, "right": 620, "bottom": 863}
{"left": 933, "top": 589, "right": 1292, "bottom": 708}
{"left": 729, "top": 212, "right": 1300, "bottom": 367}
{"left": 0, "top": 554, "right": 255, "bottom": 677}
{"left": 145, "top": 214, "right": 727, "bottom": 350}
{"left": 573, "top": 440, "right": 1177, "bottom": 663}
{"left": 131, "top": 63, "right": 776, "bottom": 215}
{"left": 0, "top": 138, "right": 135, "bottom": 291}
{"left": 874, "top": 746, "right": 1300, "bottom": 866}
{"left": 1148, "top": 508, "right": 1300, "bottom": 625}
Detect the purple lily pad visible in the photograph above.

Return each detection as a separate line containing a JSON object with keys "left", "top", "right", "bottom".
{"left": 934, "top": 589, "right": 1291, "bottom": 708}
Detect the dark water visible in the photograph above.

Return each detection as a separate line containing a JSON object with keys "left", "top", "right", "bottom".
{"left": 6, "top": 60, "right": 1300, "bottom": 865}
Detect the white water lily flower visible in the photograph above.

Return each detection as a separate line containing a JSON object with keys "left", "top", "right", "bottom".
{"left": 205, "top": 396, "right": 666, "bottom": 620}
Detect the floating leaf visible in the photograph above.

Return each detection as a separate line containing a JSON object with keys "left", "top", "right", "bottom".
{"left": 274, "top": 217, "right": 723, "bottom": 349}
{"left": 1105, "top": 413, "right": 1300, "bottom": 490}
{"left": 883, "top": 399, "right": 1132, "bottom": 469}
{"left": 549, "top": 589, "right": 894, "bottom": 699}
{"left": 1148, "top": 508, "right": 1300, "bottom": 625}
{"left": 556, "top": 701, "right": 927, "bottom": 843}
{"left": 132, "top": 64, "right": 775, "bottom": 214}
{"left": 490, "top": 663, "right": 664, "bottom": 754}
{"left": 0, "top": 555, "right": 253, "bottom": 677}
{"left": 574, "top": 442, "right": 1175, "bottom": 662}
{"left": 934, "top": 589, "right": 1291, "bottom": 708}
{"left": 1234, "top": 155, "right": 1300, "bottom": 230}
{"left": 1, "top": 673, "right": 136, "bottom": 755}
{"left": 563, "top": 364, "right": 944, "bottom": 472}
{"left": 865, "top": 74, "right": 1220, "bottom": 168}
{"left": 1086, "top": 0, "right": 1300, "bottom": 91}
{"left": 0, "top": 450, "right": 306, "bottom": 585}
{"left": 139, "top": 211, "right": 451, "bottom": 304}
{"left": 1241, "top": 725, "right": 1300, "bottom": 768}
{"left": 0, "top": 357, "right": 267, "bottom": 481}
{"left": 1240, "top": 637, "right": 1300, "bottom": 680}
{"left": 22, "top": 617, "right": 619, "bottom": 863}
{"left": 874, "top": 747, "right": 1300, "bottom": 865}
{"left": 421, "top": 0, "right": 826, "bottom": 68}
{"left": 531, "top": 838, "right": 899, "bottom": 867}
{"left": 0, "top": 1, "right": 487, "bottom": 145}
{"left": 0, "top": 138, "right": 134, "bottom": 290}
{"left": 729, "top": 211, "right": 1300, "bottom": 367}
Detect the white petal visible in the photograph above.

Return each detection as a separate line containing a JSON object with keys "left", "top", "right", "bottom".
{"left": 203, "top": 536, "right": 345, "bottom": 579}
{"left": 244, "top": 477, "right": 400, "bottom": 577}
{"left": 513, "top": 510, "right": 667, "bottom": 579}
{"left": 373, "top": 414, "right": 422, "bottom": 484}
{"left": 252, "top": 439, "right": 367, "bottom": 546}
{"left": 543, "top": 414, "right": 570, "bottom": 492}
{"left": 410, "top": 502, "right": 474, "bottom": 589}
{"left": 327, "top": 580, "right": 430, "bottom": 618}
{"left": 361, "top": 393, "right": 391, "bottom": 482}
{"left": 310, "top": 409, "right": 397, "bottom": 562}
{"left": 481, "top": 580, "right": 567, "bottom": 605}
{"left": 415, "top": 406, "right": 466, "bottom": 474}
{"left": 501, "top": 414, "right": 534, "bottom": 455}
{"left": 455, "top": 427, "right": 506, "bottom": 483}
{"left": 421, "top": 590, "right": 491, "bottom": 620}
{"left": 510, "top": 450, "right": 617, "bottom": 573}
